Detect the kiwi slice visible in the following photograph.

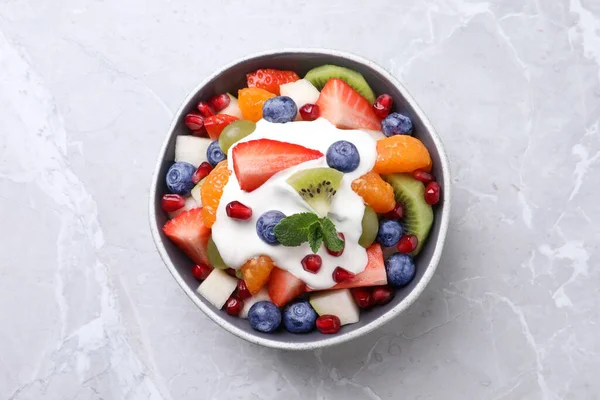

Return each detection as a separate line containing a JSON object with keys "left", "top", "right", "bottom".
{"left": 359, "top": 205, "right": 378, "bottom": 248}
{"left": 207, "top": 236, "right": 228, "bottom": 269}
{"left": 383, "top": 173, "right": 433, "bottom": 255}
{"left": 304, "top": 65, "right": 376, "bottom": 104}
{"left": 286, "top": 167, "right": 343, "bottom": 217}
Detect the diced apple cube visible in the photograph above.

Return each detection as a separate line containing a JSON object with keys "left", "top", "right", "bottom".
{"left": 309, "top": 289, "right": 360, "bottom": 325}
{"left": 280, "top": 79, "right": 320, "bottom": 113}
{"left": 175, "top": 136, "right": 212, "bottom": 167}
{"left": 196, "top": 269, "right": 238, "bottom": 309}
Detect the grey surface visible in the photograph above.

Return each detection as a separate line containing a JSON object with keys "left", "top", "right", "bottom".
{"left": 1, "top": 0, "right": 599, "bottom": 399}
{"left": 150, "top": 49, "right": 451, "bottom": 350}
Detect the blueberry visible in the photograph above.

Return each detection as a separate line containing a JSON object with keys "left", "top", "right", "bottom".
{"left": 262, "top": 96, "right": 297, "bottom": 123}
{"left": 248, "top": 301, "right": 281, "bottom": 333}
{"left": 206, "top": 140, "right": 226, "bottom": 167}
{"left": 385, "top": 253, "right": 415, "bottom": 287}
{"left": 166, "top": 162, "right": 195, "bottom": 195}
{"left": 381, "top": 112, "right": 413, "bottom": 137}
{"left": 376, "top": 219, "right": 403, "bottom": 247}
{"left": 256, "top": 210, "right": 286, "bottom": 245}
{"left": 326, "top": 140, "right": 360, "bottom": 172}
{"left": 283, "top": 300, "right": 317, "bottom": 333}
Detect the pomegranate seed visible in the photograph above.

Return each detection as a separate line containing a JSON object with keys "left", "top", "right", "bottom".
{"left": 236, "top": 280, "right": 251, "bottom": 300}
{"left": 191, "top": 263, "right": 213, "bottom": 281}
{"left": 208, "top": 94, "right": 230, "bottom": 112}
{"left": 385, "top": 203, "right": 405, "bottom": 219}
{"left": 225, "top": 268, "right": 237, "bottom": 277}
{"left": 196, "top": 102, "right": 215, "bottom": 117}
{"left": 302, "top": 254, "right": 322, "bottom": 274}
{"left": 413, "top": 169, "right": 435, "bottom": 184}
{"left": 299, "top": 103, "right": 320, "bottom": 121}
{"left": 316, "top": 315, "right": 341, "bottom": 334}
{"left": 192, "top": 162, "right": 213, "bottom": 184}
{"left": 184, "top": 113, "right": 204, "bottom": 131}
{"left": 326, "top": 233, "right": 345, "bottom": 257}
{"left": 226, "top": 201, "right": 253, "bottom": 220}
{"left": 351, "top": 287, "right": 372, "bottom": 309}
{"left": 225, "top": 296, "right": 244, "bottom": 316}
{"left": 161, "top": 194, "right": 186, "bottom": 212}
{"left": 332, "top": 267, "right": 355, "bottom": 283}
{"left": 397, "top": 234, "right": 418, "bottom": 253}
{"left": 424, "top": 181, "right": 441, "bottom": 205}
{"left": 372, "top": 286, "right": 395, "bottom": 305}
{"left": 373, "top": 94, "right": 393, "bottom": 118}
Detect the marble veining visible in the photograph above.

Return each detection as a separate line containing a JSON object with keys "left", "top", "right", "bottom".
{"left": 1, "top": 0, "right": 599, "bottom": 399}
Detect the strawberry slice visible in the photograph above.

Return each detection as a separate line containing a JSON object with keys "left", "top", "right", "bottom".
{"left": 306, "top": 244, "right": 387, "bottom": 291}
{"left": 232, "top": 139, "right": 323, "bottom": 192}
{"left": 246, "top": 69, "right": 300, "bottom": 95}
{"left": 162, "top": 208, "right": 211, "bottom": 266}
{"left": 204, "top": 114, "right": 239, "bottom": 140}
{"left": 268, "top": 267, "right": 306, "bottom": 307}
{"left": 316, "top": 78, "right": 381, "bottom": 130}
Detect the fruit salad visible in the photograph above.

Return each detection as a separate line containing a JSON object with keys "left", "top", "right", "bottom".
{"left": 161, "top": 65, "right": 442, "bottom": 335}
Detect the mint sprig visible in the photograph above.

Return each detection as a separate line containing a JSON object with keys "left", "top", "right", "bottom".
{"left": 274, "top": 213, "right": 344, "bottom": 253}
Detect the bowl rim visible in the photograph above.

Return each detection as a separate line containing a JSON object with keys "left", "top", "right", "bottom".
{"left": 148, "top": 48, "right": 452, "bottom": 350}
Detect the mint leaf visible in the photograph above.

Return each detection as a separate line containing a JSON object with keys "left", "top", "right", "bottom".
{"left": 321, "top": 217, "right": 344, "bottom": 252}
{"left": 307, "top": 222, "right": 323, "bottom": 253}
{"left": 274, "top": 213, "right": 319, "bottom": 246}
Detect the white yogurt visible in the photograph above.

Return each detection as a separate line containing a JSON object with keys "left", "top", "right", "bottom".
{"left": 211, "top": 118, "right": 377, "bottom": 290}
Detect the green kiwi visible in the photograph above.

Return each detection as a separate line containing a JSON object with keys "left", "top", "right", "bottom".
{"left": 304, "top": 65, "right": 376, "bottom": 104}
{"left": 207, "top": 236, "right": 228, "bottom": 269}
{"left": 286, "top": 168, "right": 343, "bottom": 217}
{"left": 383, "top": 173, "right": 433, "bottom": 255}
{"left": 359, "top": 205, "right": 378, "bottom": 248}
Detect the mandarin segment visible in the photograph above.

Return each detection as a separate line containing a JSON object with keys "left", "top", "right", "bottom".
{"left": 238, "top": 88, "right": 276, "bottom": 122}
{"left": 374, "top": 135, "right": 432, "bottom": 174}
{"left": 351, "top": 171, "right": 395, "bottom": 213}
{"left": 200, "top": 160, "right": 231, "bottom": 228}
{"left": 241, "top": 255, "right": 275, "bottom": 294}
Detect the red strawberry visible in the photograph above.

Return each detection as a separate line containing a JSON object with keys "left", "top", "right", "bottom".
{"left": 268, "top": 267, "right": 306, "bottom": 307}
{"left": 232, "top": 139, "right": 323, "bottom": 192}
{"left": 306, "top": 244, "right": 387, "bottom": 291}
{"left": 162, "top": 208, "right": 211, "bottom": 266}
{"left": 246, "top": 69, "right": 300, "bottom": 95}
{"left": 316, "top": 78, "right": 381, "bottom": 130}
{"left": 204, "top": 114, "right": 239, "bottom": 140}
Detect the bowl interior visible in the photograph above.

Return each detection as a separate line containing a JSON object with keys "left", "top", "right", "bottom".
{"left": 150, "top": 50, "right": 449, "bottom": 349}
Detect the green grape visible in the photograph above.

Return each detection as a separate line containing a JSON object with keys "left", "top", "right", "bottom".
{"left": 359, "top": 205, "right": 378, "bottom": 248}
{"left": 207, "top": 236, "right": 228, "bottom": 269}
{"left": 219, "top": 120, "right": 256, "bottom": 154}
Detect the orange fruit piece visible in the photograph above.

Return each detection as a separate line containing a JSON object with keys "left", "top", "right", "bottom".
{"left": 238, "top": 88, "right": 276, "bottom": 122}
{"left": 200, "top": 160, "right": 231, "bottom": 228}
{"left": 351, "top": 171, "right": 396, "bottom": 213}
{"left": 241, "top": 255, "right": 275, "bottom": 295}
{"left": 374, "top": 135, "right": 432, "bottom": 174}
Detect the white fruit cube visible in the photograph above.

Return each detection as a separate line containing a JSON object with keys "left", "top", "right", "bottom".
{"left": 309, "top": 289, "right": 360, "bottom": 325}
{"left": 218, "top": 93, "right": 243, "bottom": 119}
{"left": 175, "top": 136, "right": 212, "bottom": 167}
{"left": 280, "top": 79, "right": 320, "bottom": 110}
{"left": 168, "top": 196, "right": 198, "bottom": 219}
{"left": 196, "top": 269, "right": 238, "bottom": 309}
{"left": 239, "top": 288, "right": 270, "bottom": 319}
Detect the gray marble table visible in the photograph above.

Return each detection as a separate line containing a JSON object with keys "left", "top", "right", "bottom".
{"left": 1, "top": 0, "right": 599, "bottom": 399}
